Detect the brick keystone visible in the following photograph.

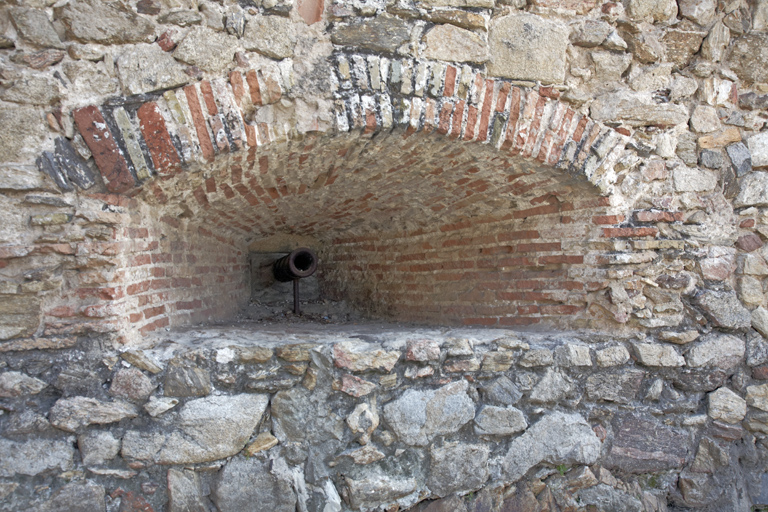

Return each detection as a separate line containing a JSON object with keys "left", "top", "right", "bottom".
{"left": 73, "top": 106, "right": 135, "bottom": 193}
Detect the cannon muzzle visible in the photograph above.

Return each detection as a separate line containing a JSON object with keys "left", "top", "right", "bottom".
{"left": 273, "top": 248, "right": 318, "bottom": 282}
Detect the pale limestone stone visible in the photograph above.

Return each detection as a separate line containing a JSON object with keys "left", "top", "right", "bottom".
{"left": 244, "top": 432, "right": 279, "bottom": 456}
{"left": 673, "top": 166, "right": 718, "bottom": 192}
{"left": 0, "top": 74, "right": 61, "bottom": 106}
{"left": 0, "top": 371, "right": 47, "bottom": 398}
{"left": 428, "top": 442, "right": 490, "bottom": 497}
{"left": 502, "top": 412, "right": 600, "bottom": 482}
{"left": 625, "top": 0, "right": 677, "bottom": 22}
{"left": 49, "top": 397, "right": 139, "bottom": 433}
{"left": 8, "top": 7, "right": 64, "bottom": 48}
{"left": 554, "top": 344, "right": 592, "bottom": 367}
{"left": 56, "top": 0, "right": 155, "bottom": 44}
{"left": 735, "top": 172, "right": 768, "bottom": 207}
{"left": 686, "top": 333, "right": 746, "bottom": 369}
{"left": 174, "top": 26, "right": 239, "bottom": 72}
{"left": 701, "top": 20, "right": 730, "bottom": 62}
{"left": 748, "top": 132, "right": 768, "bottom": 168}
{"left": 591, "top": 90, "right": 689, "bottom": 126}
{"left": 739, "top": 276, "right": 766, "bottom": 306}
{"left": 344, "top": 469, "right": 417, "bottom": 510}
{"left": 530, "top": 369, "right": 572, "bottom": 403}
{"left": 122, "top": 394, "right": 268, "bottom": 464}
{"left": 659, "top": 330, "right": 700, "bottom": 344}
{"left": 518, "top": 348, "right": 554, "bottom": 367}
{"left": 382, "top": 380, "right": 475, "bottom": 446}
{"left": 632, "top": 342, "right": 685, "bottom": 367}
{"left": 347, "top": 402, "right": 379, "bottom": 443}
{"left": 333, "top": 341, "right": 400, "bottom": 372}
{"left": 629, "top": 62, "right": 673, "bottom": 92}
{"left": 754, "top": 0, "right": 768, "bottom": 31}
{"left": 727, "top": 34, "right": 768, "bottom": 84}
{"left": 488, "top": 13, "right": 568, "bottom": 84}
{"left": 591, "top": 50, "right": 632, "bottom": 82}
{"left": 116, "top": 44, "right": 190, "bottom": 95}
{"left": 422, "top": 24, "right": 489, "bottom": 64}
{"left": 78, "top": 431, "right": 120, "bottom": 466}
{"left": 168, "top": 469, "right": 211, "bottom": 512}
{"left": 708, "top": 387, "right": 746, "bottom": 424}
{"left": 678, "top": 0, "right": 716, "bottom": 25}
{"left": 747, "top": 383, "right": 768, "bottom": 412}
{"left": 474, "top": 405, "right": 527, "bottom": 435}
{"left": 0, "top": 438, "right": 74, "bottom": 477}
{"left": 753, "top": 307, "right": 768, "bottom": 338}
{"left": 144, "top": 396, "right": 179, "bottom": 418}
{"left": 596, "top": 345, "right": 631, "bottom": 366}
{"left": 689, "top": 105, "right": 721, "bottom": 133}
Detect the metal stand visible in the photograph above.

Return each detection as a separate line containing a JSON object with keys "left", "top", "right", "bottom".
{"left": 293, "top": 278, "right": 300, "bottom": 315}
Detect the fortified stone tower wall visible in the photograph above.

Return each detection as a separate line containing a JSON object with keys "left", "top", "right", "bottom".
{"left": 1, "top": 0, "right": 768, "bottom": 510}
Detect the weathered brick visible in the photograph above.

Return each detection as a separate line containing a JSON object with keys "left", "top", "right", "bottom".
{"left": 73, "top": 106, "right": 135, "bottom": 193}
{"left": 137, "top": 102, "right": 182, "bottom": 176}
{"left": 183, "top": 85, "right": 215, "bottom": 162}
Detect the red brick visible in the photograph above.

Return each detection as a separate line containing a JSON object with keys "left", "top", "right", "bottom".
{"left": 477, "top": 79, "right": 494, "bottom": 142}
{"left": 740, "top": 218, "right": 755, "bottom": 228}
{"left": 229, "top": 71, "right": 245, "bottom": 106}
{"left": 634, "top": 210, "right": 684, "bottom": 223}
{"left": 444, "top": 65, "right": 457, "bottom": 97}
{"left": 183, "top": 85, "right": 215, "bottom": 162}
{"left": 571, "top": 116, "right": 589, "bottom": 145}
{"left": 364, "top": 107, "right": 377, "bottom": 135}
{"left": 110, "top": 489, "right": 155, "bottom": 512}
{"left": 244, "top": 123, "right": 258, "bottom": 147}
{"left": 463, "top": 105, "right": 478, "bottom": 141}
{"left": 143, "top": 305, "right": 166, "bottom": 319}
{"left": 137, "top": 102, "right": 182, "bottom": 176}
{"left": 73, "top": 106, "right": 135, "bottom": 193}
{"left": 245, "top": 70, "right": 263, "bottom": 106}
{"left": 501, "top": 87, "right": 522, "bottom": 151}
{"left": 602, "top": 227, "right": 659, "bottom": 238}
{"left": 736, "top": 233, "right": 763, "bottom": 252}
{"left": 127, "top": 281, "right": 151, "bottom": 295}
{"left": 593, "top": 214, "right": 625, "bottom": 225}
{"left": 538, "top": 255, "right": 584, "bottom": 264}
{"left": 200, "top": 80, "right": 218, "bottom": 116}
{"left": 753, "top": 366, "right": 768, "bottom": 380}
{"left": 496, "top": 82, "right": 511, "bottom": 112}
{"left": 513, "top": 203, "right": 559, "bottom": 219}
{"left": 156, "top": 31, "right": 175, "bottom": 52}
{"left": 538, "top": 85, "right": 560, "bottom": 99}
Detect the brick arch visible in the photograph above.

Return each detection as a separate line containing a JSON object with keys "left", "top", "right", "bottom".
{"left": 48, "top": 53, "right": 628, "bottom": 199}
{"left": 37, "top": 54, "right": 640, "bottom": 341}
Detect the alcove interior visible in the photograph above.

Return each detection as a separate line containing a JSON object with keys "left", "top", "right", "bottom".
{"left": 106, "top": 128, "right": 613, "bottom": 344}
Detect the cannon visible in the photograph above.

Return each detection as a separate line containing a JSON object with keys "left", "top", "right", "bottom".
{"left": 272, "top": 248, "right": 318, "bottom": 314}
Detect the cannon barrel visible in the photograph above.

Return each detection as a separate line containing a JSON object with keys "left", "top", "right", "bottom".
{"left": 273, "top": 248, "right": 318, "bottom": 282}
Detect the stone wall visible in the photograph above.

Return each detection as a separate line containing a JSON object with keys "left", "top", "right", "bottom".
{"left": 1, "top": 326, "right": 767, "bottom": 511}
{"left": 1, "top": 0, "right": 768, "bottom": 509}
